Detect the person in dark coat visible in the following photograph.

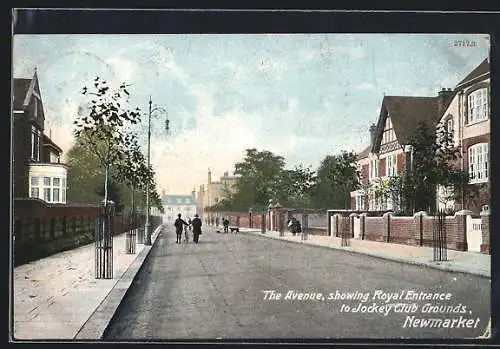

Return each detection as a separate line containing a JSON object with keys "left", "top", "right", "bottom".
{"left": 174, "top": 213, "right": 189, "bottom": 243}
{"left": 223, "top": 218, "right": 230, "bottom": 233}
{"left": 191, "top": 214, "right": 202, "bottom": 243}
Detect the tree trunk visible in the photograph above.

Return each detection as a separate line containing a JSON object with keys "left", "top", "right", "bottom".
{"left": 104, "top": 165, "right": 109, "bottom": 203}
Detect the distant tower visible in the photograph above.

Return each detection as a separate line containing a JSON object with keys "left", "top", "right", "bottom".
{"left": 208, "top": 168, "right": 212, "bottom": 184}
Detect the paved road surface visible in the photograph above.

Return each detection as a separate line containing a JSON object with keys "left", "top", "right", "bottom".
{"left": 104, "top": 225, "right": 490, "bottom": 340}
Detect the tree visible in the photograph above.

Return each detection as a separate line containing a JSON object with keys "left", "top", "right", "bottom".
{"left": 66, "top": 137, "right": 105, "bottom": 204}
{"left": 279, "top": 164, "right": 317, "bottom": 208}
{"left": 311, "top": 151, "right": 360, "bottom": 209}
{"left": 73, "top": 77, "right": 141, "bottom": 204}
{"left": 232, "top": 148, "right": 287, "bottom": 210}
{"left": 385, "top": 121, "right": 474, "bottom": 215}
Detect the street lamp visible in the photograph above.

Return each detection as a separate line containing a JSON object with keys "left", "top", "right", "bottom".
{"left": 144, "top": 96, "right": 169, "bottom": 246}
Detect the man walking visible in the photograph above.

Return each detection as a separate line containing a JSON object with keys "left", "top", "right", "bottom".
{"left": 191, "top": 213, "right": 202, "bottom": 243}
{"left": 223, "top": 218, "right": 229, "bottom": 234}
{"left": 174, "top": 213, "right": 189, "bottom": 244}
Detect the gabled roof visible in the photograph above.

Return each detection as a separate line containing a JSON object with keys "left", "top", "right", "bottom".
{"left": 372, "top": 96, "right": 439, "bottom": 152}
{"left": 357, "top": 146, "right": 371, "bottom": 160}
{"left": 456, "top": 58, "right": 490, "bottom": 88}
{"left": 13, "top": 78, "right": 31, "bottom": 110}
{"left": 162, "top": 195, "right": 196, "bottom": 205}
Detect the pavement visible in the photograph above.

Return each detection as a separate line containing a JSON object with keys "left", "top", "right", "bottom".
{"left": 104, "top": 225, "right": 490, "bottom": 339}
{"left": 12, "top": 225, "right": 163, "bottom": 341}
{"left": 238, "top": 228, "right": 491, "bottom": 279}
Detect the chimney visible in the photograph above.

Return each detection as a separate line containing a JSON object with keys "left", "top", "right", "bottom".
{"left": 369, "top": 123, "right": 377, "bottom": 148}
{"left": 224, "top": 171, "right": 228, "bottom": 177}
{"left": 437, "top": 87, "right": 454, "bottom": 117}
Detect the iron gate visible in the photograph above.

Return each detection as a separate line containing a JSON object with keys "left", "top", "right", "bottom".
{"left": 433, "top": 209, "right": 448, "bottom": 261}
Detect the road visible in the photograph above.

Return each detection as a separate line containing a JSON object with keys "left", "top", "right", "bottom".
{"left": 104, "top": 225, "right": 490, "bottom": 340}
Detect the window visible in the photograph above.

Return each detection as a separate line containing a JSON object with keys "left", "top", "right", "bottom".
{"left": 44, "top": 177, "right": 51, "bottom": 186}
{"left": 386, "top": 155, "right": 396, "bottom": 177}
{"left": 447, "top": 119, "right": 453, "bottom": 136}
{"left": 356, "top": 192, "right": 365, "bottom": 210}
{"left": 467, "top": 88, "right": 489, "bottom": 124}
{"left": 468, "top": 143, "right": 489, "bottom": 183}
{"left": 30, "top": 176, "right": 39, "bottom": 199}
{"left": 44, "top": 188, "right": 51, "bottom": 201}
{"left": 31, "top": 126, "right": 40, "bottom": 161}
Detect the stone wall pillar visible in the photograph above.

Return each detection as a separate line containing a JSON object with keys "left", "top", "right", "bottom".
{"left": 360, "top": 213, "right": 367, "bottom": 240}
{"left": 383, "top": 211, "right": 393, "bottom": 243}
{"left": 480, "top": 209, "right": 490, "bottom": 254}
{"left": 454, "top": 210, "right": 472, "bottom": 251}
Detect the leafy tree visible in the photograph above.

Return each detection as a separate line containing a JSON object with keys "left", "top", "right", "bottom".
{"left": 384, "top": 121, "right": 475, "bottom": 215}
{"left": 66, "top": 137, "right": 104, "bottom": 204}
{"left": 73, "top": 77, "right": 141, "bottom": 204}
{"left": 279, "top": 164, "right": 317, "bottom": 208}
{"left": 232, "top": 148, "right": 286, "bottom": 209}
{"left": 311, "top": 151, "right": 360, "bottom": 209}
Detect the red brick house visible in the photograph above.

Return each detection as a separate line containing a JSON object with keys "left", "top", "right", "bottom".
{"left": 435, "top": 58, "right": 490, "bottom": 215}
{"left": 12, "top": 69, "right": 69, "bottom": 203}
{"left": 351, "top": 92, "right": 451, "bottom": 211}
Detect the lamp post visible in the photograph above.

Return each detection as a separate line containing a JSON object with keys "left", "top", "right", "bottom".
{"left": 144, "top": 96, "right": 169, "bottom": 246}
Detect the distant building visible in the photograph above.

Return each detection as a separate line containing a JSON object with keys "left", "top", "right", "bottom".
{"left": 12, "top": 69, "right": 69, "bottom": 204}
{"left": 162, "top": 193, "right": 197, "bottom": 224}
{"left": 197, "top": 169, "right": 238, "bottom": 219}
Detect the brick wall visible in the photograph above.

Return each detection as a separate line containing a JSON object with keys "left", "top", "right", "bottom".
{"left": 480, "top": 211, "right": 490, "bottom": 253}
{"left": 304, "top": 227, "right": 328, "bottom": 236}
{"left": 364, "top": 216, "right": 386, "bottom": 242}
{"left": 389, "top": 216, "right": 416, "bottom": 245}
{"left": 13, "top": 198, "right": 155, "bottom": 265}
{"left": 378, "top": 158, "right": 386, "bottom": 178}
{"left": 308, "top": 213, "right": 328, "bottom": 228}
{"left": 397, "top": 152, "right": 406, "bottom": 173}
{"left": 361, "top": 164, "right": 369, "bottom": 185}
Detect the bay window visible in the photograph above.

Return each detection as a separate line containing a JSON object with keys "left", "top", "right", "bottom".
{"left": 468, "top": 143, "right": 489, "bottom": 183}
{"left": 30, "top": 176, "right": 39, "bottom": 199}
{"left": 467, "top": 88, "right": 489, "bottom": 124}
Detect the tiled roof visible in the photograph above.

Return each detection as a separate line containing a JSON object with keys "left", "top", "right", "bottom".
{"left": 13, "top": 78, "right": 31, "bottom": 110}
{"left": 162, "top": 195, "right": 196, "bottom": 205}
{"left": 357, "top": 146, "right": 371, "bottom": 159}
{"left": 373, "top": 96, "right": 439, "bottom": 152}
{"left": 456, "top": 58, "right": 489, "bottom": 88}
{"left": 42, "top": 134, "right": 62, "bottom": 153}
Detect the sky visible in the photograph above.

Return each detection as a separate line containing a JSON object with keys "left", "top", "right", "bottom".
{"left": 12, "top": 34, "right": 489, "bottom": 195}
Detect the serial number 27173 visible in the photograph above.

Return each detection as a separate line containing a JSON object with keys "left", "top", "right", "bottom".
{"left": 454, "top": 40, "right": 476, "bottom": 47}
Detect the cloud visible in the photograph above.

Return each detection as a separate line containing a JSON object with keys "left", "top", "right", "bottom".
{"left": 357, "top": 82, "right": 375, "bottom": 91}
{"left": 105, "top": 57, "right": 137, "bottom": 84}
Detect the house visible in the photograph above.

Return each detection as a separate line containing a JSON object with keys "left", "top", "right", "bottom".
{"left": 198, "top": 169, "right": 238, "bottom": 218}
{"left": 12, "top": 69, "right": 69, "bottom": 204}
{"left": 435, "top": 58, "right": 490, "bottom": 215}
{"left": 351, "top": 91, "right": 451, "bottom": 211}
{"left": 162, "top": 194, "right": 197, "bottom": 224}
{"left": 351, "top": 145, "right": 370, "bottom": 210}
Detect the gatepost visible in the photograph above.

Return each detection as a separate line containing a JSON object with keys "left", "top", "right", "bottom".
{"left": 383, "top": 211, "right": 393, "bottom": 243}
{"left": 480, "top": 209, "right": 490, "bottom": 254}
